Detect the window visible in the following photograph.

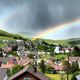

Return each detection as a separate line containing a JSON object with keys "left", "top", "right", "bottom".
{"left": 24, "top": 78, "right": 30, "bottom": 80}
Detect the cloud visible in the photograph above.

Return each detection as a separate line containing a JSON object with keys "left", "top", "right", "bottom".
{"left": 0, "top": 0, "right": 80, "bottom": 36}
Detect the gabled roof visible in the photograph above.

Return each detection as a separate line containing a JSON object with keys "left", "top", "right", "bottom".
{"left": 0, "top": 57, "right": 16, "bottom": 61}
{"left": 0, "top": 68, "right": 7, "bottom": 80}
{"left": 69, "top": 57, "right": 80, "bottom": 63}
{"left": 9, "top": 66, "right": 49, "bottom": 80}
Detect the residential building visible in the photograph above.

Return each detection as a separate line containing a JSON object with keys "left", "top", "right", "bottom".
{"left": 0, "top": 68, "right": 7, "bottom": 80}
{"left": 9, "top": 67, "right": 49, "bottom": 80}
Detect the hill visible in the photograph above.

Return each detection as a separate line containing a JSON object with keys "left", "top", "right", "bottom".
{"left": 0, "top": 30, "right": 80, "bottom": 46}
{"left": 0, "top": 30, "right": 24, "bottom": 40}
{"left": 32, "top": 38, "right": 69, "bottom": 45}
{"left": 17, "top": 31, "right": 34, "bottom": 38}
{"left": 32, "top": 38, "right": 80, "bottom": 46}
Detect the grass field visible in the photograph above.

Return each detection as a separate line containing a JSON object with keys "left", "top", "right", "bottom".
{"left": 46, "top": 74, "right": 72, "bottom": 80}
{"left": 0, "top": 36, "right": 15, "bottom": 48}
{"left": 55, "top": 54, "right": 67, "bottom": 59}
{"left": 41, "top": 54, "right": 67, "bottom": 60}
{"left": 0, "top": 36, "right": 15, "bottom": 40}
{"left": 0, "top": 43, "right": 7, "bottom": 48}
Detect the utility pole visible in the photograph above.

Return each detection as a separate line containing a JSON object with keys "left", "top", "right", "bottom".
{"left": 33, "top": 43, "right": 38, "bottom": 72}
{"left": 67, "top": 54, "right": 69, "bottom": 80}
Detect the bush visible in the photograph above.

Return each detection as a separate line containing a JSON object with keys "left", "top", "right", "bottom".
{"left": 71, "top": 61, "right": 79, "bottom": 73}
{"left": 71, "top": 75, "right": 77, "bottom": 80}
{"left": 9, "top": 65, "right": 23, "bottom": 76}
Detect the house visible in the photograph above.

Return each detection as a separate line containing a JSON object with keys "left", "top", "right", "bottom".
{"left": 17, "top": 50, "right": 28, "bottom": 57}
{"left": 0, "top": 68, "right": 7, "bottom": 80}
{"left": 76, "top": 75, "right": 80, "bottom": 80}
{"left": 54, "top": 46, "right": 60, "bottom": 53}
{"left": 9, "top": 67, "right": 49, "bottom": 80}
{"left": 17, "top": 57, "right": 32, "bottom": 66}
{"left": 0, "top": 57, "right": 18, "bottom": 69}
{"left": 69, "top": 57, "right": 80, "bottom": 68}
{"left": 3, "top": 47, "right": 12, "bottom": 53}
{"left": 46, "top": 60, "right": 64, "bottom": 71}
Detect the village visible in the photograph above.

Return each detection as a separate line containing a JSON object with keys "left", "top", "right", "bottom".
{"left": 0, "top": 39, "right": 80, "bottom": 80}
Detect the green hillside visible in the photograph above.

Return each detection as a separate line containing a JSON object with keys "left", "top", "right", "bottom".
{"left": 32, "top": 38, "right": 80, "bottom": 46}
{"left": 17, "top": 31, "right": 34, "bottom": 38}
{"left": 0, "top": 30, "right": 24, "bottom": 40}
{"left": 0, "top": 30, "right": 80, "bottom": 46}
{"left": 32, "top": 38, "right": 69, "bottom": 45}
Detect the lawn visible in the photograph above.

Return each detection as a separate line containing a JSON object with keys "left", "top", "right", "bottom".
{"left": 55, "top": 54, "right": 67, "bottom": 60}
{"left": 0, "top": 43, "right": 7, "bottom": 48}
{"left": 41, "top": 54, "right": 51, "bottom": 60}
{"left": 0, "top": 36, "right": 15, "bottom": 41}
{"left": 45, "top": 74, "right": 72, "bottom": 80}
{"left": 41, "top": 53, "right": 67, "bottom": 60}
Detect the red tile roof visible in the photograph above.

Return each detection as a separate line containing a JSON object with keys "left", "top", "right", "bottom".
{"left": 69, "top": 57, "right": 80, "bottom": 63}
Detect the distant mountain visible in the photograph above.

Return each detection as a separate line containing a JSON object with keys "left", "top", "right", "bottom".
{"left": 17, "top": 31, "right": 34, "bottom": 38}
{"left": 32, "top": 37, "right": 80, "bottom": 45}
{"left": 68, "top": 38, "right": 80, "bottom": 41}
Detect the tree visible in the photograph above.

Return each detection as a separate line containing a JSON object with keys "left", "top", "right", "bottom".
{"left": 27, "top": 54, "right": 35, "bottom": 59}
{"left": 62, "top": 60, "right": 71, "bottom": 71}
{"left": 12, "top": 45, "right": 18, "bottom": 51}
{"left": 73, "top": 46, "right": 80, "bottom": 56}
{"left": 71, "top": 61, "right": 79, "bottom": 73}
{"left": 71, "top": 75, "right": 77, "bottom": 80}
{"left": 39, "top": 59, "right": 46, "bottom": 73}
{"left": 71, "top": 71, "right": 79, "bottom": 80}
{"left": 50, "top": 52, "right": 54, "bottom": 57}
{"left": 10, "top": 65, "right": 23, "bottom": 76}
{"left": 68, "top": 41, "right": 76, "bottom": 46}
{"left": 0, "top": 51, "right": 3, "bottom": 57}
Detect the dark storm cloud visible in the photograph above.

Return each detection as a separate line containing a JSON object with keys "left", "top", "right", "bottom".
{"left": 0, "top": 0, "right": 80, "bottom": 34}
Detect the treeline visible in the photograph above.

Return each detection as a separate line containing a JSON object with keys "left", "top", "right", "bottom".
{"left": 68, "top": 40, "right": 80, "bottom": 46}
{"left": 0, "top": 30, "right": 24, "bottom": 40}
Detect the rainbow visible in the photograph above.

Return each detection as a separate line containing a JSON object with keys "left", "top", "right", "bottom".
{"left": 0, "top": 5, "right": 26, "bottom": 30}
{"left": 0, "top": 9, "right": 18, "bottom": 30}
{"left": 33, "top": 18, "right": 80, "bottom": 39}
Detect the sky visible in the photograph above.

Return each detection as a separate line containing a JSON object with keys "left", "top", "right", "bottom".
{"left": 0, "top": 0, "right": 80, "bottom": 39}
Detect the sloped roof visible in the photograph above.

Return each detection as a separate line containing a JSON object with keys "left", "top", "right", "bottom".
{"left": 69, "top": 57, "right": 80, "bottom": 63}
{"left": 9, "top": 66, "right": 49, "bottom": 80}
{"left": 0, "top": 68, "right": 7, "bottom": 80}
{"left": 0, "top": 57, "right": 16, "bottom": 61}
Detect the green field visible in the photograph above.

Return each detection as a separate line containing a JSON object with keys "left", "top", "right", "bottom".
{"left": 41, "top": 54, "right": 67, "bottom": 60}
{"left": 0, "top": 36, "right": 15, "bottom": 40}
{"left": 0, "top": 36, "right": 15, "bottom": 48}
{"left": 46, "top": 74, "right": 72, "bottom": 80}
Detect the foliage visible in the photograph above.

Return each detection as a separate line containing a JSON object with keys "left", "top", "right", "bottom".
{"left": 12, "top": 45, "right": 18, "bottom": 51}
{"left": 39, "top": 59, "right": 46, "bottom": 73}
{"left": 8, "top": 51, "right": 18, "bottom": 57}
{"left": 27, "top": 54, "right": 35, "bottom": 59}
{"left": 71, "top": 75, "right": 77, "bottom": 80}
{"left": 72, "top": 46, "right": 80, "bottom": 56}
{"left": 46, "top": 65, "right": 55, "bottom": 74}
{"left": 9, "top": 65, "right": 23, "bottom": 76}
{"left": 71, "top": 61, "right": 79, "bottom": 73}
{"left": 71, "top": 71, "right": 80, "bottom": 80}
{"left": 55, "top": 54, "right": 67, "bottom": 60}
{"left": 0, "top": 30, "right": 24, "bottom": 40}
{"left": 0, "top": 51, "right": 3, "bottom": 57}
{"left": 62, "top": 60, "right": 71, "bottom": 71}
{"left": 45, "top": 74, "right": 72, "bottom": 80}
